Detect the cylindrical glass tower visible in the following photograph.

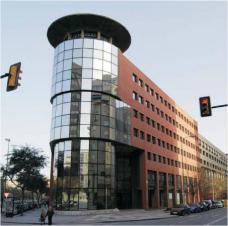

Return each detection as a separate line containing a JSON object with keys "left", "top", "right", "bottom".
{"left": 47, "top": 14, "right": 132, "bottom": 210}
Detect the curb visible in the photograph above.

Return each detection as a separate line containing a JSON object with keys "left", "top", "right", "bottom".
{"left": 99, "top": 215, "right": 178, "bottom": 223}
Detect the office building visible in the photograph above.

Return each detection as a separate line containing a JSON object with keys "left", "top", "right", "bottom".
{"left": 47, "top": 13, "right": 201, "bottom": 210}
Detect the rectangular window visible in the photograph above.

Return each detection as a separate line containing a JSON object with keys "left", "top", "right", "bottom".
{"left": 156, "top": 108, "right": 160, "bottom": 115}
{"left": 163, "top": 157, "right": 166, "bottom": 164}
{"left": 133, "top": 128, "right": 138, "bottom": 137}
{"left": 140, "top": 113, "right": 144, "bottom": 121}
{"left": 152, "top": 136, "right": 156, "bottom": 144}
{"left": 164, "top": 100, "right": 167, "bottom": 106}
{"left": 167, "top": 158, "right": 170, "bottom": 165}
{"left": 157, "top": 138, "right": 161, "bottom": 146}
{"left": 151, "top": 104, "right": 155, "bottom": 112}
{"left": 161, "top": 111, "right": 164, "bottom": 118}
{"left": 157, "top": 123, "right": 160, "bottom": 131}
{"left": 132, "top": 73, "right": 137, "bottom": 82}
{"left": 153, "top": 154, "right": 156, "bottom": 161}
{"left": 161, "top": 125, "right": 165, "bottom": 133}
{"left": 151, "top": 120, "right": 156, "bottom": 128}
{"left": 155, "top": 92, "right": 159, "bottom": 100}
{"left": 139, "top": 95, "right": 144, "bottom": 104}
{"left": 139, "top": 79, "right": 144, "bottom": 87}
{"left": 160, "top": 96, "right": 163, "bottom": 103}
{"left": 133, "top": 109, "right": 138, "bottom": 118}
{"left": 168, "top": 103, "right": 171, "bottom": 109}
{"left": 133, "top": 91, "right": 138, "bottom": 100}
{"left": 150, "top": 88, "right": 154, "bottom": 96}
{"left": 145, "top": 84, "right": 149, "bottom": 92}
{"left": 146, "top": 117, "right": 150, "bottom": 125}
{"left": 158, "top": 155, "right": 162, "bottom": 163}
{"left": 147, "top": 152, "right": 151, "bottom": 160}
{"left": 145, "top": 100, "right": 150, "bottom": 108}
{"left": 140, "top": 131, "right": 145, "bottom": 140}
{"left": 147, "top": 134, "right": 151, "bottom": 142}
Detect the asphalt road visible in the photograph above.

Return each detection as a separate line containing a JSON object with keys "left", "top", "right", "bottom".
{"left": 99, "top": 208, "right": 227, "bottom": 225}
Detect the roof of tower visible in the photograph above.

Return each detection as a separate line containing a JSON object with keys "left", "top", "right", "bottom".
{"left": 47, "top": 13, "right": 131, "bottom": 52}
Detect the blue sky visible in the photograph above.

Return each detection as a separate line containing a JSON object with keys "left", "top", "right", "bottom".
{"left": 1, "top": 1, "right": 227, "bottom": 176}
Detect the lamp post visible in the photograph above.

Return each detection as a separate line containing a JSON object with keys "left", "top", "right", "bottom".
{"left": 4, "top": 138, "right": 11, "bottom": 192}
{"left": 181, "top": 135, "right": 196, "bottom": 204}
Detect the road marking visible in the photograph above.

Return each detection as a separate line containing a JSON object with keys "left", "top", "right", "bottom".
{"left": 205, "top": 215, "right": 227, "bottom": 225}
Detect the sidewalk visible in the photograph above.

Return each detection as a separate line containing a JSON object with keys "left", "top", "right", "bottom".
{"left": 1, "top": 208, "right": 176, "bottom": 225}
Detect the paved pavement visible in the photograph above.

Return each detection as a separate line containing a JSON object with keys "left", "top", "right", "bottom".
{"left": 1, "top": 208, "right": 174, "bottom": 225}
{"left": 1, "top": 207, "right": 227, "bottom": 225}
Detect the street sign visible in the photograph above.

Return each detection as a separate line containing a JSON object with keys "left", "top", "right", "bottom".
{"left": 4, "top": 192, "right": 10, "bottom": 198}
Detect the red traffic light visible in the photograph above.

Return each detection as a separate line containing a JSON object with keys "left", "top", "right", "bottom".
{"left": 199, "top": 96, "right": 212, "bottom": 117}
{"left": 6, "top": 62, "right": 22, "bottom": 92}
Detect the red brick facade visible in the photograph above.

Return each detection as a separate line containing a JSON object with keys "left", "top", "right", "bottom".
{"left": 118, "top": 51, "right": 201, "bottom": 209}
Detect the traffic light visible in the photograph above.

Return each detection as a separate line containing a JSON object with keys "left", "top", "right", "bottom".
{"left": 199, "top": 96, "right": 212, "bottom": 117}
{"left": 6, "top": 62, "right": 22, "bottom": 92}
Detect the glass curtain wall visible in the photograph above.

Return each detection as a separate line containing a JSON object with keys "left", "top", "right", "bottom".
{"left": 50, "top": 38, "right": 131, "bottom": 210}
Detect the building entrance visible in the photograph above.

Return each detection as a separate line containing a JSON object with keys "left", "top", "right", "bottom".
{"left": 115, "top": 145, "right": 142, "bottom": 209}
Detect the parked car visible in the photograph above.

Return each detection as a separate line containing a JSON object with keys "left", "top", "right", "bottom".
{"left": 189, "top": 203, "right": 201, "bottom": 213}
{"left": 198, "top": 201, "right": 209, "bottom": 211}
{"left": 202, "top": 200, "right": 212, "bottom": 209}
{"left": 214, "top": 200, "right": 224, "bottom": 208}
{"left": 170, "top": 204, "right": 191, "bottom": 216}
{"left": 211, "top": 200, "right": 218, "bottom": 209}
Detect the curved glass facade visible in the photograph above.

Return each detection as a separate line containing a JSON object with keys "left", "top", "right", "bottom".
{"left": 50, "top": 38, "right": 131, "bottom": 210}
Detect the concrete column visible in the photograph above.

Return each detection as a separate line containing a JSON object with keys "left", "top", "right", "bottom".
{"left": 156, "top": 171, "right": 160, "bottom": 208}
{"left": 166, "top": 173, "right": 169, "bottom": 208}
{"left": 81, "top": 30, "right": 84, "bottom": 38}
{"left": 173, "top": 174, "right": 177, "bottom": 207}
{"left": 97, "top": 31, "right": 101, "bottom": 39}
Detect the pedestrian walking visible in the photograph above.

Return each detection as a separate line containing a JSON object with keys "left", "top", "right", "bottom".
{"left": 40, "top": 208, "right": 46, "bottom": 225}
{"left": 46, "top": 206, "right": 54, "bottom": 225}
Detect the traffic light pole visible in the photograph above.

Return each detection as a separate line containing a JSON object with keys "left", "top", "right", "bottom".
{"left": 211, "top": 104, "right": 228, "bottom": 109}
{"left": 0, "top": 73, "right": 10, "bottom": 79}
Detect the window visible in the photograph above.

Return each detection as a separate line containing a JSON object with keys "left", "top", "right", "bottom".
{"left": 147, "top": 152, "right": 151, "bottom": 160}
{"left": 133, "top": 91, "right": 138, "bottom": 100}
{"left": 151, "top": 120, "right": 156, "bottom": 128}
{"left": 157, "top": 123, "right": 160, "bottom": 131}
{"left": 147, "top": 134, "right": 151, "bottom": 142}
{"left": 145, "top": 100, "right": 150, "bottom": 108}
{"left": 160, "top": 96, "right": 163, "bottom": 103}
{"left": 132, "top": 73, "right": 137, "bottom": 82}
{"left": 146, "top": 117, "right": 150, "bottom": 125}
{"left": 161, "top": 111, "right": 164, "bottom": 118}
{"left": 157, "top": 138, "right": 161, "bottom": 146}
{"left": 151, "top": 104, "right": 155, "bottom": 112}
{"left": 158, "top": 155, "right": 162, "bottom": 163}
{"left": 152, "top": 136, "right": 156, "bottom": 144}
{"left": 139, "top": 95, "right": 144, "bottom": 104}
{"left": 153, "top": 154, "right": 156, "bottom": 161}
{"left": 163, "top": 157, "right": 166, "bottom": 164}
{"left": 155, "top": 92, "right": 159, "bottom": 100}
{"left": 133, "top": 128, "right": 139, "bottom": 137}
{"left": 133, "top": 109, "right": 138, "bottom": 118}
{"left": 145, "top": 84, "right": 149, "bottom": 92}
{"left": 139, "top": 79, "right": 144, "bottom": 87}
{"left": 164, "top": 100, "right": 167, "bottom": 106}
{"left": 140, "top": 113, "right": 144, "bottom": 121}
{"left": 140, "top": 131, "right": 145, "bottom": 140}
{"left": 150, "top": 88, "right": 154, "bottom": 96}
{"left": 156, "top": 108, "right": 160, "bottom": 115}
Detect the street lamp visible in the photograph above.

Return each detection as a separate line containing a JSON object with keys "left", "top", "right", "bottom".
{"left": 181, "top": 135, "right": 196, "bottom": 204}
{"left": 4, "top": 138, "right": 11, "bottom": 192}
